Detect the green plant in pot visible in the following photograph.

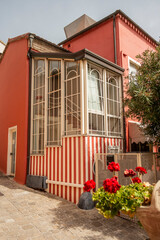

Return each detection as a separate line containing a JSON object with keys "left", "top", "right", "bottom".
{"left": 93, "top": 162, "right": 153, "bottom": 219}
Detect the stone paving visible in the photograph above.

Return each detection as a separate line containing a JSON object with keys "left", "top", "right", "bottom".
{"left": 0, "top": 172, "right": 148, "bottom": 240}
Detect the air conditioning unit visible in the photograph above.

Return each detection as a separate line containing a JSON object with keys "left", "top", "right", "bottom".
{"left": 26, "top": 175, "right": 47, "bottom": 190}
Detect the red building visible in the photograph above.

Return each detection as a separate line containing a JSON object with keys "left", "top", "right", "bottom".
{"left": 0, "top": 10, "right": 158, "bottom": 203}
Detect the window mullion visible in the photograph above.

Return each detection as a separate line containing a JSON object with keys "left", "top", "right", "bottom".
{"left": 30, "top": 58, "right": 34, "bottom": 154}
{"left": 103, "top": 69, "right": 107, "bottom": 136}
{"left": 84, "top": 60, "right": 88, "bottom": 135}
{"left": 80, "top": 60, "right": 84, "bottom": 135}
{"left": 44, "top": 59, "right": 48, "bottom": 147}
{"left": 61, "top": 60, "right": 64, "bottom": 139}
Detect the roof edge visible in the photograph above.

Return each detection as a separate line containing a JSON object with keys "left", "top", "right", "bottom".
{"left": 58, "top": 9, "right": 159, "bottom": 46}
{"left": 0, "top": 40, "right": 6, "bottom": 46}
{"left": 7, "top": 33, "right": 70, "bottom": 52}
{"left": 29, "top": 48, "right": 124, "bottom": 73}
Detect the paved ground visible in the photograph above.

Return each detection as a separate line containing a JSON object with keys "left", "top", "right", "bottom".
{"left": 0, "top": 172, "right": 148, "bottom": 240}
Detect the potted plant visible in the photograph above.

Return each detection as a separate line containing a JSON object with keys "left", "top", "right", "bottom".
{"left": 77, "top": 179, "right": 96, "bottom": 210}
{"left": 92, "top": 162, "right": 153, "bottom": 219}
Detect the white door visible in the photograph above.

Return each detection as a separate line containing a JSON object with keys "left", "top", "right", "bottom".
{"left": 7, "top": 126, "right": 17, "bottom": 176}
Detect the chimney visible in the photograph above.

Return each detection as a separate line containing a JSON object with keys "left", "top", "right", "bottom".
{"left": 64, "top": 14, "right": 96, "bottom": 39}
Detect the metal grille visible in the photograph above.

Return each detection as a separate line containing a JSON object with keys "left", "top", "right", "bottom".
{"left": 95, "top": 152, "right": 158, "bottom": 190}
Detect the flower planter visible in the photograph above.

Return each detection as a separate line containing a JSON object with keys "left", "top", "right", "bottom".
{"left": 136, "top": 180, "right": 160, "bottom": 240}
{"left": 77, "top": 192, "right": 95, "bottom": 210}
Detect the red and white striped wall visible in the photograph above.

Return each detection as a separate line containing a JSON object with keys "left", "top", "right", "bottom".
{"left": 30, "top": 136, "right": 123, "bottom": 203}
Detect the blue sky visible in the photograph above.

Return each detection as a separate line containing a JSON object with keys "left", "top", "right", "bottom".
{"left": 0, "top": 0, "right": 160, "bottom": 44}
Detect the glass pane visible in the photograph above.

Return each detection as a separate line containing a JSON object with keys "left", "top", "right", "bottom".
{"left": 67, "top": 80, "right": 71, "bottom": 96}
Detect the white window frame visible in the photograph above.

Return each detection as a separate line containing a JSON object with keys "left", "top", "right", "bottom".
{"left": 87, "top": 61, "right": 123, "bottom": 138}
{"left": 106, "top": 73, "right": 122, "bottom": 138}
{"left": 47, "top": 60, "right": 61, "bottom": 146}
{"left": 31, "top": 58, "right": 45, "bottom": 155}
{"left": 64, "top": 60, "right": 81, "bottom": 136}
{"left": 88, "top": 62, "right": 105, "bottom": 135}
{"left": 128, "top": 56, "right": 140, "bottom": 82}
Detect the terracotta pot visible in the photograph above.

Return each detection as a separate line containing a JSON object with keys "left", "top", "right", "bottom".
{"left": 136, "top": 181, "right": 160, "bottom": 240}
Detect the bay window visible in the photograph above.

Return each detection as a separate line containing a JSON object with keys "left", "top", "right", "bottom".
{"left": 106, "top": 75, "right": 121, "bottom": 137}
{"left": 64, "top": 61, "right": 81, "bottom": 135}
{"left": 32, "top": 59, "right": 45, "bottom": 154}
{"left": 31, "top": 57, "right": 123, "bottom": 155}
{"left": 88, "top": 63, "right": 104, "bottom": 135}
{"left": 47, "top": 60, "right": 61, "bottom": 145}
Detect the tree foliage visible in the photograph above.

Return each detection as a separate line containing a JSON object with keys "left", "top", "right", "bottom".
{"left": 125, "top": 46, "right": 160, "bottom": 144}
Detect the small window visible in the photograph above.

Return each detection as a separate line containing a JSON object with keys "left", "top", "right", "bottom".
{"left": 106, "top": 75, "right": 121, "bottom": 137}
{"left": 88, "top": 63, "right": 104, "bottom": 135}
{"left": 64, "top": 61, "right": 81, "bottom": 135}
{"left": 129, "top": 61, "right": 138, "bottom": 82}
{"left": 47, "top": 60, "right": 61, "bottom": 145}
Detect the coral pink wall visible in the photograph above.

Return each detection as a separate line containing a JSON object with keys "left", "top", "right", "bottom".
{"left": 117, "top": 17, "right": 157, "bottom": 151}
{"left": 63, "top": 15, "right": 157, "bottom": 153}
{"left": 63, "top": 19, "right": 115, "bottom": 63}
{"left": 0, "top": 38, "right": 29, "bottom": 184}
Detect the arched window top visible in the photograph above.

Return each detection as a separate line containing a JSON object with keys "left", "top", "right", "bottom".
{"left": 67, "top": 70, "right": 77, "bottom": 79}
{"left": 50, "top": 68, "right": 58, "bottom": 77}
{"left": 90, "top": 69, "right": 102, "bottom": 79}
{"left": 34, "top": 60, "right": 45, "bottom": 74}
{"left": 108, "top": 77, "right": 117, "bottom": 86}
{"left": 35, "top": 66, "right": 45, "bottom": 74}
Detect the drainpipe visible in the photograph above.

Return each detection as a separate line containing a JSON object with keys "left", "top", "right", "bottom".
{"left": 113, "top": 14, "right": 117, "bottom": 64}
{"left": 26, "top": 34, "right": 34, "bottom": 176}
{"left": 121, "top": 76, "right": 126, "bottom": 153}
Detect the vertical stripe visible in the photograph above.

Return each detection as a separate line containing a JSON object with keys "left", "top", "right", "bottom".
{"left": 88, "top": 137, "right": 91, "bottom": 180}
{"left": 51, "top": 147, "right": 55, "bottom": 194}
{"left": 100, "top": 137, "right": 102, "bottom": 154}
{"left": 34, "top": 156, "right": 36, "bottom": 175}
{"left": 65, "top": 138, "right": 67, "bottom": 183}
{"left": 31, "top": 157, "right": 33, "bottom": 175}
{"left": 57, "top": 147, "right": 60, "bottom": 197}
{"left": 36, "top": 156, "right": 38, "bottom": 175}
{"left": 55, "top": 148, "right": 57, "bottom": 195}
{"left": 61, "top": 142, "right": 63, "bottom": 198}
{"left": 65, "top": 138, "right": 67, "bottom": 200}
{"left": 46, "top": 148, "right": 48, "bottom": 178}
{"left": 29, "top": 157, "right": 31, "bottom": 175}
{"left": 83, "top": 137, "right": 86, "bottom": 182}
{"left": 71, "top": 137, "right": 74, "bottom": 202}
{"left": 39, "top": 156, "right": 41, "bottom": 176}
{"left": 73, "top": 137, "right": 76, "bottom": 203}
{"left": 43, "top": 156, "right": 44, "bottom": 176}
{"left": 37, "top": 156, "right": 39, "bottom": 175}
{"left": 76, "top": 137, "right": 79, "bottom": 203}
{"left": 48, "top": 148, "right": 51, "bottom": 193}
{"left": 85, "top": 137, "right": 88, "bottom": 181}
{"left": 93, "top": 137, "right": 96, "bottom": 180}
{"left": 63, "top": 138, "right": 65, "bottom": 198}
{"left": 81, "top": 137, "right": 83, "bottom": 185}
{"left": 67, "top": 138, "right": 69, "bottom": 201}
{"left": 69, "top": 138, "right": 72, "bottom": 184}
{"left": 78, "top": 137, "right": 81, "bottom": 184}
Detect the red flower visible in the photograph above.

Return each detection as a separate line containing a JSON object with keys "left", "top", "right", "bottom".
{"left": 108, "top": 162, "right": 120, "bottom": 172}
{"left": 132, "top": 177, "right": 141, "bottom": 183}
{"left": 103, "top": 177, "right": 121, "bottom": 193}
{"left": 124, "top": 169, "right": 136, "bottom": 177}
{"left": 83, "top": 179, "right": 96, "bottom": 192}
{"left": 135, "top": 167, "right": 147, "bottom": 175}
